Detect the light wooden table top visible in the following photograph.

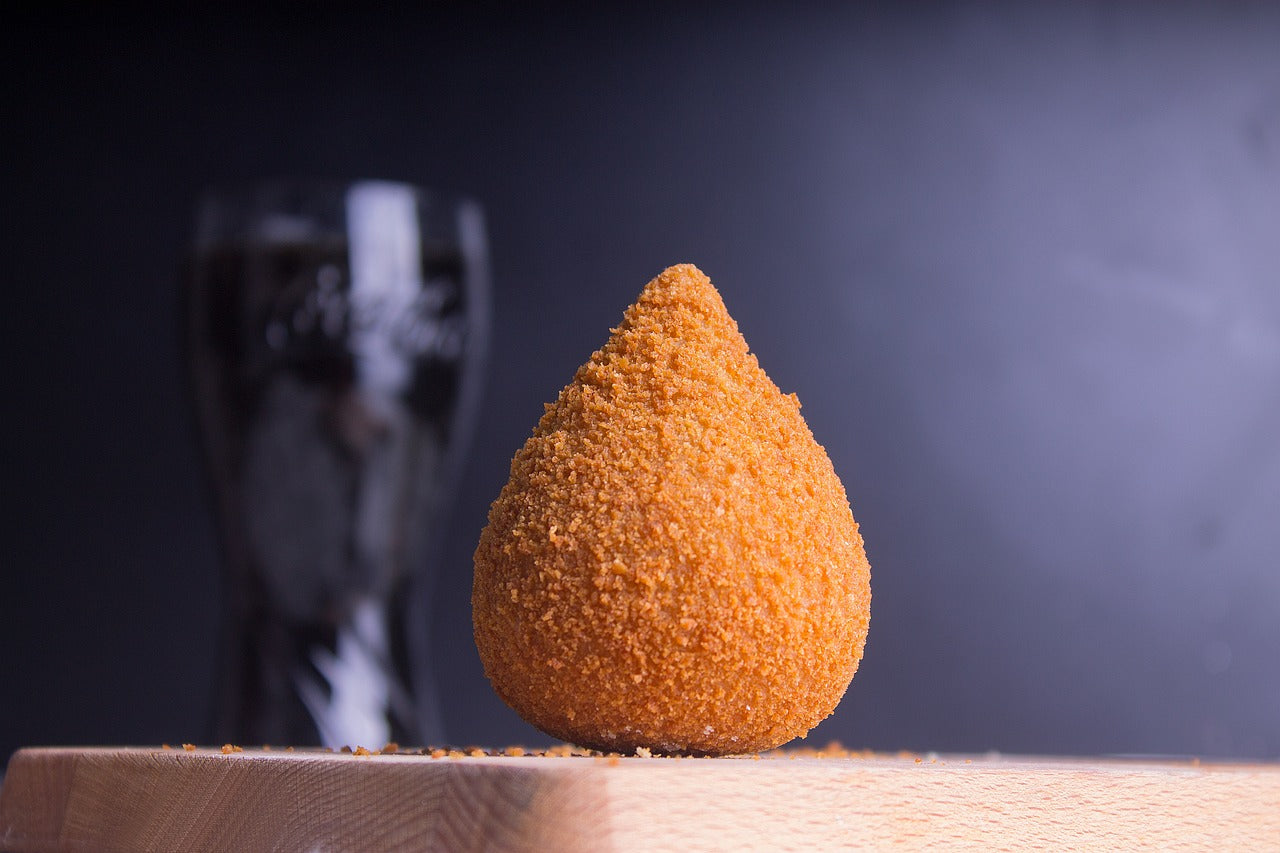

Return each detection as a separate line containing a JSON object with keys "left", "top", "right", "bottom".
{"left": 3, "top": 746, "right": 1278, "bottom": 851}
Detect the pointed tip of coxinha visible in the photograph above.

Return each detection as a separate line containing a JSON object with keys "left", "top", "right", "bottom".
{"left": 566, "top": 263, "right": 755, "bottom": 416}
{"left": 473, "top": 264, "right": 870, "bottom": 757}
{"left": 630, "top": 262, "right": 722, "bottom": 313}
{"left": 613, "top": 262, "right": 740, "bottom": 348}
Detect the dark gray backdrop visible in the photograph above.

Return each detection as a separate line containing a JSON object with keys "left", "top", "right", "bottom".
{"left": 3, "top": 3, "right": 1278, "bottom": 763}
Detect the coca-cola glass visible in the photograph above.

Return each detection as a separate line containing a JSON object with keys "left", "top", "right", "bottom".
{"left": 184, "top": 180, "right": 488, "bottom": 748}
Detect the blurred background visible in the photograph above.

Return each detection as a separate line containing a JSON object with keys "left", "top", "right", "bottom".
{"left": 3, "top": 2, "right": 1278, "bottom": 763}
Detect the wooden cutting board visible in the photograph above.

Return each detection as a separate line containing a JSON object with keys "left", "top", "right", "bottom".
{"left": 2, "top": 747, "right": 1278, "bottom": 851}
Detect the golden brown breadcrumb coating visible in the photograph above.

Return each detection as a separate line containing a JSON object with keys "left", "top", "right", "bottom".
{"left": 472, "top": 264, "right": 870, "bottom": 756}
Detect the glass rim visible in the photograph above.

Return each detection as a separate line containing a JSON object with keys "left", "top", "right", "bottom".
{"left": 191, "top": 177, "right": 486, "bottom": 251}
{"left": 194, "top": 176, "right": 482, "bottom": 208}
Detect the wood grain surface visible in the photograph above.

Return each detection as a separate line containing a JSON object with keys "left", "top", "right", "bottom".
{"left": 2, "top": 747, "right": 1278, "bottom": 851}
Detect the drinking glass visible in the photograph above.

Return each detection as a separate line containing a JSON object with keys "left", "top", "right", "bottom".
{"left": 184, "top": 179, "right": 488, "bottom": 748}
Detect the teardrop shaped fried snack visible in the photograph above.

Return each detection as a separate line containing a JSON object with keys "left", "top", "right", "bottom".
{"left": 473, "top": 264, "right": 870, "bottom": 755}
